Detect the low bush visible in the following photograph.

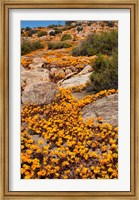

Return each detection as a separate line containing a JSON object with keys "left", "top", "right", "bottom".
{"left": 90, "top": 50, "right": 118, "bottom": 92}
{"left": 61, "top": 34, "right": 72, "bottom": 41}
{"left": 65, "top": 21, "right": 75, "bottom": 26}
{"left": 49, "top": 31, "right": 56, "bottom": 36}
{"left": 25, "top": 27, "right": 31, "bottom": 31}
{"left": 72, "top": 30, "right": 118, "bottom": 57}
{"left": 47, "top": 41, "right": 72, "bottom": 49}
{"left": 47, "top": 24, "right": 55, "bottom": 28}
{"left": 53, "top": 28, "right": 62, "bottom": 34}
{"left": 37, "top": 31, "right": 47, "bottom": 37}
{"left": 27, "top": 29, "right": 37, "bottom": 37}
{"left": 77, "top": 26, "right": 83, "bottom": 33}
{"left": 21, "top": 43, "right": 31, "bottom": 55}
{"left": 49, "top": 29, "right": 63, "bottom": 36}
{"left": 21, "top": 41, "right": 44, "bottom": 55}
{"left": 106, "top": 21, "right": 115, "bottom": 27}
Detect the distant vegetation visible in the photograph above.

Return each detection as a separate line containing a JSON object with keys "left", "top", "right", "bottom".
{"left": 72, "top": 30, "right": 118, "bottom": 57}
{"left": 47, "top": 24, "right": 56, "bottom": 28}
{"left": 21, "top": 41, "right": 44, "bottom": 55}
{"left": 105, "top": 21, "right": 115, "bottom": 27}
{"left": 61, "top": 34, "right": 72, "bottom": 41}
{"left": 65, "top": 21, "right": 75, "bottom": 26}
{"left": 25, "top": 27, "right": 31, "bottom": 31}
{"left": 47, "top": 41, "right": 72, "bottom": 50}
{"left": 27, "top": 30, "right": 37, "bottom": 37}
{"left": 77, "top": 26, "right": 83, "bottom": 33}
{"left": 21, "top": 28, "right": 38, "bottom": 37}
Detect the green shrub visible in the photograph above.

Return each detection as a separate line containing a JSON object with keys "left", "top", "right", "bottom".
{"left": 106, "top": 21, "right": 115, "bottom": 27}
{"left": 72, "top": 30, "right": 118, "bottom": 57}
{"left": 53, "top": 28, "right": 62, "bottom": 34}
{"left": 21, "top": 41, "right": 44, "bottom": 55}
{"left": 65, "top": 21, "right": 75, "bottom": 26}
{"left": 49, "top": 29, "right": 63, "bottom": 36}
{"left": 27, "top": 29, "right": 37, "bottom": 37}
{"left": 63, "top": 24, "right": 77, "bottom": 31}
{"left": 21, "top": 43, "right": 31, "bottom": 55}
{"left": 25, "top": 27, "right": 31, "bottom": 31}
{"left": 90, "top": 50, "right": 118, "bottom": 92}
{"left": 37, "top": 31, "right": 47, "bottom": 37}
{"left": 47, "top": 41, "right": 72, "bottom": 49}
{"left": 67, "top": 25, "right": 76, "bottom": 30}
{"left": 62, "top": 42, "right": 72, "bottom": 48}
{"left": 61, "top": 34, "right": 72, "bottom": 41}
{"left": 32, "top": 41, "right": 44, "bottom": 49}
{"left": 55, "top": 29, "right": 62, "bottom": 34}
{"left": 48, "top": 24, "right": 55, "bottom": 28}
{"left": 49, "top": 31, "right": 56, "bottom": 36}
{"left": 77, "top": 26, "right": 83, "bottom": 33}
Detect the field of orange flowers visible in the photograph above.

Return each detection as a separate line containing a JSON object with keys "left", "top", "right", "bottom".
{"left": 21, "top": 88, "right": 118, "bottom": 179}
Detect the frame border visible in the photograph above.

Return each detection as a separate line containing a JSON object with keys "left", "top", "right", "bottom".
{"left": 0, "top": 0, "right": 138, "bottom": 199}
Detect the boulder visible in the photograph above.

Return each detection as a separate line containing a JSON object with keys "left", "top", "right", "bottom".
{"left": 70, "top": 66, "right": 77, "bottom": 72}
{"left": 78, "top": 65, "right": 93, "bottom": 75}
{"left": 50, "top": 68, "right": 58, "bottom": 77}
{"left": 65, "top": 68, "right": 73, "bottom": 75}
{"left": 22, "top": 81, "right": 58, "bottom": 105}
{"left": 50, "top": 68, "right": 65, "bottom": 79}
{"left": 60, "top": 72, "right": 92, "bottom": 89}
{"left": 33, "top": 57, "right": 46, "bottom": 63}
{"left": 81, "top": 93, "right": 118, "bottom": 127}
{"left": 29, "top": 63, "right": 45, "bottom": 69}
{"left": 49, "top": 64, "right": 57, "bottom": 68}
{"left": 58, "top": 69, "right": 65, "bottom": 79}
{"left": 21, "top": 69, "right": 50, "bottom": 86}
{"left": 57, "top": 72, "right": 78, "bottom": 86}
{"left": 29, "top": 57, "right": 47, "bottom": 69}
{"left": 21, "top": 65, "right": 26, "bottom": 72}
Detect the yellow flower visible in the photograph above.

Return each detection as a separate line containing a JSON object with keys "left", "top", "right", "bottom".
{"left": 108, "top": 168, "right": 113, "bottom": 173}
{"left": 82, "top": 167, "right": 88, "bottom": 174}
{"left": 38, "top": 140, "right": 44, "bottom": 145}
{"left": 37, "top": 170, "right": 46, "bottom": 176}
{"left": 94, "top": 167, "right": 100, "bottom": 174}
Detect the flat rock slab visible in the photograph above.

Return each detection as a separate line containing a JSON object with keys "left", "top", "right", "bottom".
{"left": 60, "top": 72, "right": 92, "bottom": 89}
{"left": 81, "top": 93, "right": 118, "bottom": 127}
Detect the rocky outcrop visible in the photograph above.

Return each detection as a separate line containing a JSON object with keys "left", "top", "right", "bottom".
{"left": 50, "top": 68, "right": 65, "bottom": 79}
{"left": 78, "top": 65, "right": 93, "bottom": 75}
{"left": 21, "top": 68, "right": 50, "bottom": 87}
{"left": 22, "top": 81, "right": 58, "bottom": 105}
{"left": 65, "top": 68, "right": 73, "bottom": 75}
{"left": 29, "top": 57, "right": 47, "bottom": 69}
{"left": 21, "top": 65, "right": 26, "bottom": 72}
{"left": 60, "top": 72, "right": 92, "bottom": 89}
{"left": 50, "top": 68, "right": 58, "bottom": 77}
{"left": 81, "top": 94, "right": 118, "bottom": 127}
{"left": 70, "top": 66, "right": 77, "bottom": 72}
